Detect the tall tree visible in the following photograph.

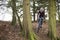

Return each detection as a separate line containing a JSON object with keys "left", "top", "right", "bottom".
{"left": 48, "top": 0, "right": 57, "bottom": 40}
{"left": 23, "top": 0, "right": 39, "bottom": 40}
{"left": 11, "top": 0, "right": 16, "bottom": 25}
{"left": 57, "top": 0, "right": 60, "bottom": 22}
{"left": 11, "top": 0, "right": 23, "bottom": 31}
{"left": 58, "top": 3, "right": 60, "bottom": 22}
{"left": 33, "top": 0, "right": 36, "bottom": 21}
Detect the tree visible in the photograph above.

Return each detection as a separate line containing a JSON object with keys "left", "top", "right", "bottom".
{"left": 48, "top": 0, "right": 57, "bottom": 40}
{"left": 23, "top": 0, "right": 39, "bottom": 40}
{"left": 11, "top": 0, "right": 16, "bottom": 25}
{"left": 33, "top": 0, "right": 36, "bottom": 21}
{"left": 11, "top": 0, "right": 23, "bottom": 31}
{"left": 57, "top": 2, "right": 60, "bottom": 22}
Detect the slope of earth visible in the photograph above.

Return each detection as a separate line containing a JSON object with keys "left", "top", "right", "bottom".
{"left": 0, "top": 21, "right": 60, "bottom": 40}
{"left": 32, "top": 21, "right": 60, "bottom": 40}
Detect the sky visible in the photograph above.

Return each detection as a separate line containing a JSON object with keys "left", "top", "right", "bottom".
{"left": 0, "top": 5, "right": 12, "bottom": 21}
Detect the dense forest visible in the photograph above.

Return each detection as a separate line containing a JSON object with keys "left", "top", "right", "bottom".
{"left": 0, "top": 0, "right": 60, "bottom": 40}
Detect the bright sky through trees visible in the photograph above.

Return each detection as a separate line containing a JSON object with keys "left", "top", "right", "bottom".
{"left": 0, "top": 0, "right": 59, "bottom": 21}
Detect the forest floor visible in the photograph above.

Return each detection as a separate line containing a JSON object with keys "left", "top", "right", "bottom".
{"left": 0, "top": 21, "right": 60, "bottom": 40}
{"left": 32, "top": 21, "right": 60, "bottom": 40}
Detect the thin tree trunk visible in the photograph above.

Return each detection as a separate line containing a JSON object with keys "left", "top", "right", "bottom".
{"left": 58, "top": 3, "right": 60, "bottom": 22}
{"left": 11, "top": 0, "right": 22, "bottom": 31}
{"left": 16, "top": 12, "right": 23, "bottom": 31}
{"left": 11, "top": 0, "right": 16, "bottom": 25}
{"left": 33, "top": 0, "right": 36, "bottom": 21}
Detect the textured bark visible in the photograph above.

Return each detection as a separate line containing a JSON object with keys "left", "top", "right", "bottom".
{"left": 23, "top": 0, "right": 39, "bottom": 40}
{"left": 48, "top": 0, "right": 57, "bottom": 40}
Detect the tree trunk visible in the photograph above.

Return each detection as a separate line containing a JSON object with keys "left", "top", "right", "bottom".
{"left": 11, "top": 0, "right": 16, "bottom": 25}
{"left": 48, "top": 0, "right": 57, "bottom": 40}
{"left": 16, "top": 12, "right": 23, "bottom": 31}
{"left": 33, "top": 0, "right": 36, "bottom": 21}
{"left": 23, "top": 0, "right": 39, "bottom": 40}
{"left": 58, "top": 3, "right": 60, "bottom": 22}
{"left": 11, "top": 0, "right": 22, "bottom": 31}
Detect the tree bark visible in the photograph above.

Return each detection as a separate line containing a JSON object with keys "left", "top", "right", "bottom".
{"left": 48, "top": 0, "right": 57, "bottom": 40}
{"left": 11, "top": 0, "right": 22, "bottom": 31}
{"left": 33, "top": 0, "right": 36, "bottom": 21}
{"left": 11, "top": 0, "right": 16, "bottom": 25}
{"left": 23, "top": 0, "right": 39, "bottom": 40}
{"left": 58, "top": 3, "right": 60, "bottom": 22}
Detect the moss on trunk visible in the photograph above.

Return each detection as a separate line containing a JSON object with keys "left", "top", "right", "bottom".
{"left": 48, "top": 0, "right": 57, "bottom": 40}
{"left": 23, "top": 0, "right": 39, "bottom": 40}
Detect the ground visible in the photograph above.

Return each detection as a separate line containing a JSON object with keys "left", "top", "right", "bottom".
{"left": 33, "top": 21, "right": 60, "bottom": 40}
{"left": 0, "top": 21, "right": 60, "bottom": 40}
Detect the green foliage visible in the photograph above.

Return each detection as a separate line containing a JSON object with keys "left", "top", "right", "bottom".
{"left": 7, "top": 0, "right": 23, "bottom": 8}
{"left": 7, "top": 1, "right": 11, "bottom": 7}
{"left": 16, "top": 5, "right": 23, "bottom": 9}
